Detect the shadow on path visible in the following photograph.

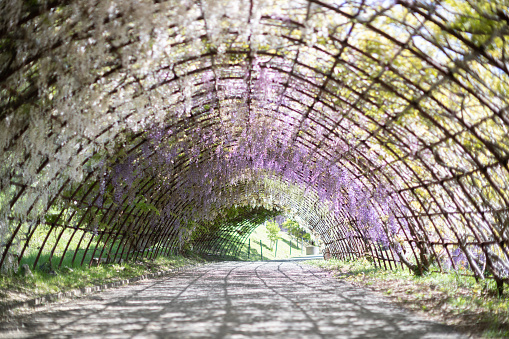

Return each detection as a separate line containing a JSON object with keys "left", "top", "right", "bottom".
{"left": 0, "top": 261, "right": 465, "bottom": 338}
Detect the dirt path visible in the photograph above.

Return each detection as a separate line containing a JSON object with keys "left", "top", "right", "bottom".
{"left": 0, "top": 260, "right": 465, "bottom": 338}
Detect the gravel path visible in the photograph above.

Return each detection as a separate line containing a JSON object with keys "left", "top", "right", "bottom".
{"left": 0, "top": 260, "right": 465, "bottom": 338}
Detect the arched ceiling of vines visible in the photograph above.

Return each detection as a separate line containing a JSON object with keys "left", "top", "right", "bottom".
{"left": 1, "top": 0, "right": 508, "bottom": 280}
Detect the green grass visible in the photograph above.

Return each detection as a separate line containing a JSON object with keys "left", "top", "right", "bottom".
{"left": 307, "top": 258, "right": 509, "bottom": 338}
{"left": 16, "top": 224, "right": 127, "bottom": 271}
{"left": 235, "top": 226, "right": 311, "bottom": 261}
{"left": 197, "top": 220, "right": 314, "bottom": 261}
{"left": 0, "top": 254, "right": 204, "bottom": 305}
{"left": 1, "top": 222, "right": 206, "bottom": 306}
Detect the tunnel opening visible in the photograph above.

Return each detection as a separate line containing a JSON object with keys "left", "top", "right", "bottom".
{"left": 189, "top": 205, "right": 282, "bottom": 259}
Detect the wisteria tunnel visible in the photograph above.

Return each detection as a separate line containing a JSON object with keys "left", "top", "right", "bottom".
{"left": 1, "top": 0, "right": 509, "bottom": 293}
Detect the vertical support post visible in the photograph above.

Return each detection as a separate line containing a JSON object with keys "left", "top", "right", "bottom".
{"left": 290, "top": 240, "right": 292, "bottom": 256}
{"left": 301, "top": 237, "right": 303, "bottom": 255}
{"left": 496, "top": 278, "right": 504, "bottom": 297}
{"left": 275, "top": 240, "right": 278, "bottom": 258}
{"left": 260, "top": 240, "right": 263, "bottom": 261}
{"left": 248, "top": 239, "right": 251, "bottom": 259}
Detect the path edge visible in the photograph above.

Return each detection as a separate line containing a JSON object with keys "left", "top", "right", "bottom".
{"left": 0, "top": 264, "right": 199, "bottom": 316}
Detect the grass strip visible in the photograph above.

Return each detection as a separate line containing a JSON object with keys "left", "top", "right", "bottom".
{"left": 0, "top": 254, "right": 205, "bottom": 307}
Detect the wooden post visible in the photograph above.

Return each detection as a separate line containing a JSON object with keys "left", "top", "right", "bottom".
{"left": 290, "top": 240, "right": 292, "bottom": 255}
{"left": 260, "top": 240, "right": 263, "bottom": 261}
{"left": 248, "top": 239, "right": 250, "bottom": 259}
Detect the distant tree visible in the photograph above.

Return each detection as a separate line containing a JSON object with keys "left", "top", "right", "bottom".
{"left": 282, "top": 219, "right": 302, "bottom": 238}
{"left": 283, "top": 219, "right": 312, "bottom": 244}
{"left": 265, "top": 221, "right": 280, "bottom": 250}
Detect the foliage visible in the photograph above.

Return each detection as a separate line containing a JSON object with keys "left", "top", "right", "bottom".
{"left": 265, "top": 221, "right": 280, "bottom": 249}
{"left": 235, "top": 221, "right": 303, "bottom": 261}
{"left": 189, "top": 206, "right": 280, "bottom": 257}
{"left": 282, "top": 219, "right": 311, "bottom": 242}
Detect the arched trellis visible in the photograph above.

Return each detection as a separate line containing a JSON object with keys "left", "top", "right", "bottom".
{"left": 1, "top": 0, "right": 508, "bottom": 291}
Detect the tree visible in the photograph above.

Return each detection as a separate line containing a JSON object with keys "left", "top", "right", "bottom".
{"left": 282, "top": 219, "right": 300, "bottom": 239}
{"left": 283, "top": 219, "right": 311, "bottom": 240}
{"left": 265, "top": 221, "right": 280, "bottom": 250}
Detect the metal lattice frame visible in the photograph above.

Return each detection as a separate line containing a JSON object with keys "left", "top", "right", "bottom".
{"left": 1, "top": 0, "right": 508, "bottom": 288}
